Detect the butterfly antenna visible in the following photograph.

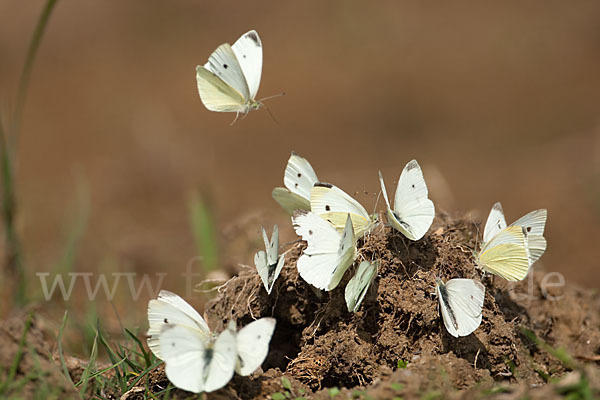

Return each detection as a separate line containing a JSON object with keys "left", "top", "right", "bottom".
{"left": 473, "top": 220, "right": 481, "bottom": 251}
{"left": 258, "top": 92, "right": 286, "bottom": 102}
{"left": 373, "top": 188, "right": 382, "bottom": 216}
{"left": 261, "top": 102, "right": 280, "bottom": 125}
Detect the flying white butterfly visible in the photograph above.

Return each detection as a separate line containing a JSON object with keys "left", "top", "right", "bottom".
{"left": 228, "top": 318, "right": 276, "bottom": 376}
{"left": 196, "top": 30, "right": 276, "bottom": 123}
{"left": 292, "top": 210, "right": 357, "bottom": 290}
{"left": 159, "top": 324, "right": 237, "bottom": 393}
{"left": 378, "top": 160, "right": 435, "bottom": 241}
{"left": 436, "top": 278, "right": 485, "bottom": 338}
{"left": 272, "top": 152, "right": 319, "bottom": 214}
{"left": 483, "top": 202, "right": 547, "bottom": 267}
{"left": 254, "top": 225, "right": 285, "bottom": 294}
{"left": 345, "top": 261, "right": 378, "bottom": 313}
{"left": 147, "top": 290, "right": 212, "bottom": 359}
{"left": 310, "top": 183, "right": 374, "bottom": 239}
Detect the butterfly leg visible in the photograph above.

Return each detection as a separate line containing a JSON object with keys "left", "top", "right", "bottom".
{"left": 230, "top": 112, "right": 240, "bottom": 126}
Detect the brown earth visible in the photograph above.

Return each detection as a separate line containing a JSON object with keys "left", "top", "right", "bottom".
{"left": 138, "top": 212, "right": 600, "bottom": 399}
{"left": 0, "top": 311, "right": 77, "bottom": 398}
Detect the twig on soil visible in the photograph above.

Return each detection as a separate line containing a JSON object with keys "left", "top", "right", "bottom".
{"left": 474, "top": 348, "right": 480, "bottom": 369}
{"left": 194, "top": 277, "right": 230, "bottom": 293}
{"left": 246, "top": 283, "right": 259, "bottom": 320}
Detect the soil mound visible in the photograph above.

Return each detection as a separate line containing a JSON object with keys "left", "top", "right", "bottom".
{"left": 159, "top": 212, "right": 600, "bottom": 398}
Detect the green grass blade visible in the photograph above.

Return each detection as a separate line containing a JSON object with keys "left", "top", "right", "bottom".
{"left": 124, "top": 328, "right": 152, "bottom": 368}
{"left": 97, "top": 328, "right": 127, "bottom": 394}
{"left": 74, "top": 357, "right": 126, "bottom": 388}
{"left": 77, "top": 328, "right": 99, "bottom": 395}
{"left": 126, "top": 360, "right": 162, "bottom": 392}
{"left": 189, "top": 190, "right": 219, "bottom": 272}
{"left": 12, "top": 0, "right": 60, "bottom": 139}
{"left": 0, "top": 312, "right": 33, "bottom": 394}
{"left": 57, "top": 310, "right": 74, "bottom": 385}
{"left": 2, "top": 0, "right": 59, "bottom": 307}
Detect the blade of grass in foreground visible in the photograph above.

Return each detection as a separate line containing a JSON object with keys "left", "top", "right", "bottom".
{"left": 0, "top": 312, "right": 33, "bottom": 394}
{"left": 77, "top": 328, "right": 98, "bottom": 395}
{"left": 57, "top": 310, "right": 74, "bottom": 386}
{"left": 2, "top": 0, "right": 60, "bottom": 307}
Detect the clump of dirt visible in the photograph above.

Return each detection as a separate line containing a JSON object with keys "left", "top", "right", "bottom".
{"left": 169, "top": 212, "right": 599, "bottom": 398}
{"left": 0, "top": 312, "right": 77, "bottom": 398}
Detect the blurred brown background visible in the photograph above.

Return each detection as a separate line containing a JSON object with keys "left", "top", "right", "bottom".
{"left": 1, "top": 1, "right": 599, "bottom": 327}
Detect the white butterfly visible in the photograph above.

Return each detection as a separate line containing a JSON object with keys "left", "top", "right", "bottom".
{"left": 292, "top": 210, "right": 357, "bottom": 291}
{"left": 195, "top": 30, "right": 264, "bottom": 122}
{"left": 159, "top": 324, "right": 237, "bottom": 393}
{"left": 436, "top": 278, "right": 485, "bottom": 338}
{"left": 254, "top": 225, "right": 285, "bottom": 294}
{"left": 228, "top": 318, "right": 276, "bottom": 376}
{"left": 310, "top": 183, "right": 374, "bottom": 239}
{"left": 147, "top": 290, "right": 211, "bottom": 359}
{"left": 483, "top": 202, "right": 547, "bottom": 267}
{"left": 345, "top": 261, "right": 378, "bottom": 313}
{"left": 272, "top": 152, "right": 319, "bottom": 214}
{"left": 378, "top": 160, "right": 435, "bottom": 241}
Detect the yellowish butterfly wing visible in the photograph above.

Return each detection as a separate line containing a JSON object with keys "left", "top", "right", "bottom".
{"left": 317, "top": 211, "right": 371, "bottom": 239}
{"left": 310, "top": 184, "right": 373, "bottom": 238}
{"left": 195, "top": 65, "right": 246, "bottom": 112}
{"left": 479, "top": 225, "right": 529, "bottom": 281}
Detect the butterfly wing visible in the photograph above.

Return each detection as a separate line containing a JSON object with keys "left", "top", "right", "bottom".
{"left": 256, "top": 226, "right": 285, "bottom": 294}
{"left": 204, "top": 43, "right": 250, "bottom": 101}
{"left": 382, "top": 161, "right": 435, "bottom": 240}
{"left": 479, "top": 225, "right": 530, "bottom": 281}
{"left": 273, "top": 153, "right": 319, "bottom": 214}
{"left": 203, "top": 329, "right": 237, "bottom": 393}
{"left": 235, "top": 318, "right": 276, "bottom": 376}
{"left": 147, "top": 290, "right": 211, "bottom": 359}
{"left": 436, "top": 282, "right": 460, "bottom": 338}
{"left": 345, "top": 261, "right": 377, "bottom": 313}
{"left": 328, "top": 214, "right": 357, "bottom": 290}
{"left": 310, "top": 183, "right": 372, "bottom": 238}
{"left": 254, "top": 250, "right": 270, "bottom": 293}
{"left": 159, "top": 324, "right": 208, "bottom": 393}
{"left": 272, "top": 188, "right": 311, "bottom": 214}
{"left": 284, "top": 152, "right": 319, "bottom": 201}
{"left": 270, "top": 255, "right": 286, "bottom": 294}
{"left": 292, "top": 210, "right": 342, "bottom": 290}
{"left": 265, "top": 225, "right": 279, "bottom": 266}
{"left": 525, "top": 234, "right": 547, "bottom": 265}
{"left": 441, "top": 279, "right": 485, "bottom": 337}
{"left": 511, "top": 209, "right": 547, "bottom": 236}
{"left": 231, "top": 30, "right": 262, "bottom": 99}
{"left": 511, "top": 209, "right": 547, "bottom": 265}
{"left": 483, "top": 202, "right": 507, "bottom": 245}
{"left": 196, "top": 66, "right": 246, "bottom": 112}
